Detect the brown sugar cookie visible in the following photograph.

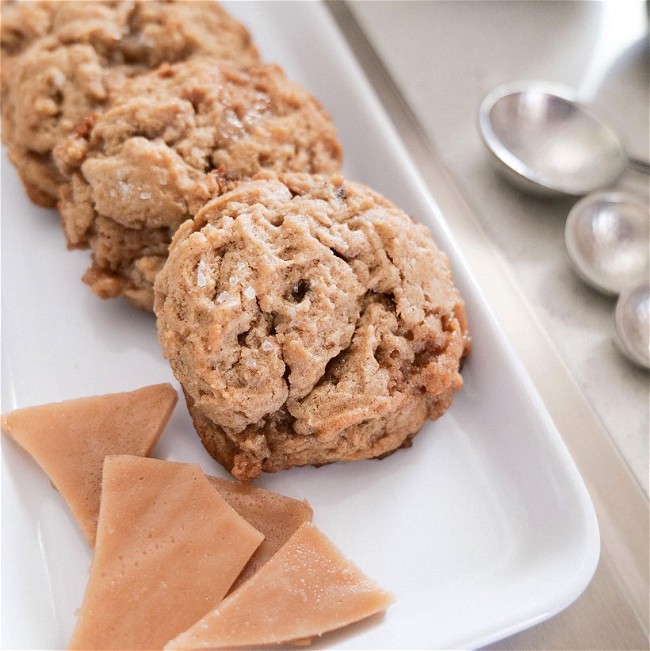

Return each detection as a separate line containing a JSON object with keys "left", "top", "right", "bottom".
{"left": 0, "top": 0, "right": 52, "bottom": 94}
{"left": 1, "top": 0, "right": 259, "bottom": 207}
{"left": 0, "top": 0, "right": 57, "bottom": 100}
{"left": 154, "top": 172, "right": 470, "bottom": 481}
{"left": 54, "top": 58, "right": 343, "bottom": 311}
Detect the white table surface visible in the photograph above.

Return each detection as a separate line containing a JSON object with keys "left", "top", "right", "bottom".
{"left": 347, "top": 0, "right": 649, "bottom": 496}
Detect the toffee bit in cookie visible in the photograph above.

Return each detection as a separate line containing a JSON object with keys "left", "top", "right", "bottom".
{"left": 236, "top": 261, "right": 247, "bottom": 271}
{"left": 229, "top": 276, "right": 239, "bottom": 286}
{"left": 260, "top": 339, "right": 274, "bottom": 352}
{"left": 244, "top": 286, "right": 256, "bottom": 300}
{"left": 246, "top": 359, "right": 258, "bottom": 370}
{"left": 139, "top": 192, "right": 152, "bottom": 201}
{"left": 216, "top": 291, "right": 230, "bottom": 304}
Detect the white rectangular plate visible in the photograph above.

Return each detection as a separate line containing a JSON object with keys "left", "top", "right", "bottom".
{"left": 1, "top": 2, "right": 599, "bottom": 649}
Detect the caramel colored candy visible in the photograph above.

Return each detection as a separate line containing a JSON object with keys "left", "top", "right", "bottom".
{"left": 207, "top": 476, "right": 312, "bottom": 591}
{"left": 167, "top": 522, "right": 394, "bottom": 649}
{"left": 69, "top": 456, "right": 264, "bottom": 651}
{"left": 1, "top": 383, "right": 177, "bottom": 545}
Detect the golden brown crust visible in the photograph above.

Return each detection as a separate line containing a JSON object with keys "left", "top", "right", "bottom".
{"left": 155, "top": 172, "right": 470, "bottom": 480}
{"left": 22, "top": 175, "right": 60, "bottom": 209}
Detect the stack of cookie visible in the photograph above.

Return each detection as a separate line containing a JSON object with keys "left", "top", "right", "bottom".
{"left": 1, "top": 0, "right": 261, "bottom": 207}
{"left": 1, "top": 0, "right": 470, "bottom": 480}
{"left": 1, "top": 0, "right": 341, "bottom": 310}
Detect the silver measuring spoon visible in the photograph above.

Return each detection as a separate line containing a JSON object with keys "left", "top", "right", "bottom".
{"left": 479, "top": 81, "right": 649, "bottom": 197}
{"left": 564, "top": 191, "right": 649, "bottom": 296}
{"left": 614, "top": 284, "right": 650, "bottom": 370}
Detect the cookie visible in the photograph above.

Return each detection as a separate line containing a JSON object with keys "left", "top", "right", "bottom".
{"left": 54, "top": 58, "right": 343, "bottom": 311}
{"left": 1, "top": 0, "right": 259, "bottom": 207}
{"left": 0, "top": 0, "right": 52, "bottom": 95}
{"left": 0, "top": 0, "right": 55, "bottom": 86}
{"left": 154, "top": 173, "right": 470, "bottom": 481}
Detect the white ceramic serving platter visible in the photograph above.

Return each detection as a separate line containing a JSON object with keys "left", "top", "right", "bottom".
{"left": 1, "top": 2, "right": 599, "bottom": 649}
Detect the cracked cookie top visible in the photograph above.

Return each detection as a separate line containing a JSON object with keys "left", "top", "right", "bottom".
{"left": 154, "top": 172, "right": 470, "bottom": 479}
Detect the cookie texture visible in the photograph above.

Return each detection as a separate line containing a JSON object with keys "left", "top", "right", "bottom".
{"left": 154, "top": 173, "right": 470, "bottom": 481}
{"left": 0, "top": 0, "right": 52, "bottom": 87}
{"left": 1, "top": 0, "right": 259, "bottom": 207}
{"left": 54, "top": 58, "right": 343, "bottom": 310}
{"left": 0, "top": 0, "right": 58, "bottom": 95}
